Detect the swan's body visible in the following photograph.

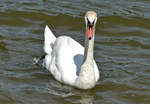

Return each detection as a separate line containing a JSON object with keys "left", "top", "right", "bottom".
{"left": 42, "top": 11, "right": 100, "bottom": 89}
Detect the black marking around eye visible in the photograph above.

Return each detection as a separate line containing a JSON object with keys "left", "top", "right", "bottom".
{"left": 92, "top": 19, "right": 95, "bottom": 24}
{"left": 87, "top": 17, "right": 95, "bottom": 25}
{"left": 87, "top": 18, "right": 90, "bottom": 24}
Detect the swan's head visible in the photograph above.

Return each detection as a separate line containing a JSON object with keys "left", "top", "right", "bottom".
{"left": 85, "top": 11, "right": 97, "bottom": 40}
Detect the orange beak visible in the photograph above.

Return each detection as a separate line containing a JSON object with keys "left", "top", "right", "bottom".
{"left": 87, "top": 24, "right": 93, "bottom": 40}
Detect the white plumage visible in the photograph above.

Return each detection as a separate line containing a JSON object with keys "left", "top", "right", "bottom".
{"left": 43, "top": 11, "right": 100, "bottom": 89}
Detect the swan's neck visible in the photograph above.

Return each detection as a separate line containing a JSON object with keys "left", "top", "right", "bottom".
{"left": 75, "top": 28, "right": 96, "bottom": 89}
{"left": 84, "top": 37, "right": 94, "bottom": 61}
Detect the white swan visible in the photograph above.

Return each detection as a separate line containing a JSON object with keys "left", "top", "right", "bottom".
{"left": 43, "top": 11, "right": 100, "bottom": 89}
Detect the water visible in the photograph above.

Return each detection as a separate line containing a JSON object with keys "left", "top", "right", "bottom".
{"left": 0, "top": 0, "right": 150, "bottom": 104}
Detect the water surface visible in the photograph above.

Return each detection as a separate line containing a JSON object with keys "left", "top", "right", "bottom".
{"left": 0, "top": 0, "right": 150, "bottom": 104}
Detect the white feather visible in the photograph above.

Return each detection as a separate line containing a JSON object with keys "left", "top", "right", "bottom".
{"left": 42, "top": 11, "right": 100, "bottom": 89}
{"left": 44, "top": 35, "right": 99, "bottom": 87}
{"left": 43, "top": 25, "right": 56, "bottom": 54}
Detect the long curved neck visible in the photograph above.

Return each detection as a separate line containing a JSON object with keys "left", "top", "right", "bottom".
{"left": 84, "top": 36, "right": 94, "bottom": 62}
{"left": 83, "top": 25, "right": 95, "bottom": 69}
{"left": 75, "top": 27, "right": 96, "bottom": 89}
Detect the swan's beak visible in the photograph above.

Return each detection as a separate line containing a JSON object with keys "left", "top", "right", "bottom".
{"left": 87, "top": 23, "right": 94, "bottom": 40}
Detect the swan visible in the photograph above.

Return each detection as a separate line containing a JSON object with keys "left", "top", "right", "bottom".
{"left": 35, "top": 11, "right": 100, "bottom": 89}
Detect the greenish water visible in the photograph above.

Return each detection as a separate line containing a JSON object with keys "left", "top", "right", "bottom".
{"left": 0, "top": 0, "right": 150, "bottom": 104}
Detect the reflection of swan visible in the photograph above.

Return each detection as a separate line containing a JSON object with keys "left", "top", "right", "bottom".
{"left": 46, "top": 80, "right": 94, "bottom": 104}
{"left": 80, "top": 95, "right": 93, "bottom": 104}
{"left": 41, "top": 11, "right": 100, "bottom": 89}
{"left": 46, "top": 79, "right": 94, "bottom": 104}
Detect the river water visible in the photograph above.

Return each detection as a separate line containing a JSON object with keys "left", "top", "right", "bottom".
{"left": 0, "top": 0, "right": 150, "bottom": 104}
